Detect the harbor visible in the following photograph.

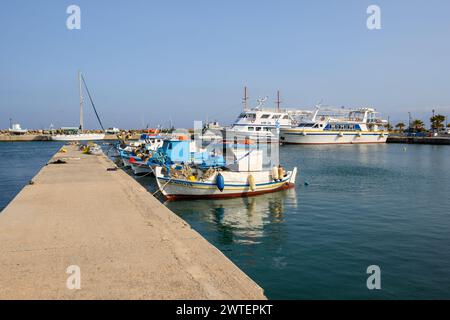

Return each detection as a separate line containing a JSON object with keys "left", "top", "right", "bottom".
{"left": 0, "top": 144, "right": 265, "bottom": 299}
{"left": 2, "top": 1, "right": 450, "bottom": 307}
{"left": 1, "top": 140, "right": 450, "bottom": 299}
{"left": 1, "top": 87, "right": 450, "bottom": 299}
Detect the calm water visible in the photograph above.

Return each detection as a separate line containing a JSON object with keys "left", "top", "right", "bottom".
{"left": 0, "top": 142, "right": 63, "bottom": 211}
{"left": 164, "top": 144, "right": 450, "bottom": 299}
{"left": 1, "top": 142, "right": 450, "bottom": 299}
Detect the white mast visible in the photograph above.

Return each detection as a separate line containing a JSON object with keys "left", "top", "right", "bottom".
{"left": 242, "top": 86, "right": 249, "bottom": 111}
{"left": 78, "top": 71, "right": 84, "bottom": 132}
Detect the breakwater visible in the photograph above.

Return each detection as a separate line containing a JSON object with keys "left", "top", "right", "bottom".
{"left": 0, "top": 144, "right": 266, "bottom": 299}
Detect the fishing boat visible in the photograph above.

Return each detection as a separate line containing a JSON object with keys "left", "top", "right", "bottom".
{"left": 125, "top": 136, "right": 217, "bottom": 175}
{"left": 153, "top": 146, "right": 297, "bottom": 200}
{"left": 119, "top": 135, "right": 165, "bottom": 173}
{"left": 280, "top": 107, "right": 389, "bottom": 144}
{"left": 118, "top": 134, "right": 165, "bottom": 155}
{"left": 51, "top": 72, "right": 105, "bottom": 141}
{"left": 7, "top": 120, "right": 28, "bottom": 135}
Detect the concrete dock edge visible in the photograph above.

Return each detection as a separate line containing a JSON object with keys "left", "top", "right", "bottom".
{"left": 0, "top": 144, "right": 266, "bottom": 300}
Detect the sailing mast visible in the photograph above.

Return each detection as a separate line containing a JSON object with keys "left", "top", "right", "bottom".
{"left": 276, "top": 90, "right": 282, "bottom": 112}
{"left": 78, "top": 71, "right": 84, "bottom": 132}
{"left": 242, "top": 86, "right": 249, "bottom": 111}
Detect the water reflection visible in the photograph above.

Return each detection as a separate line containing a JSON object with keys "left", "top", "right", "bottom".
{"left": 166, "top": 188, "right": 298, "bottom": 245}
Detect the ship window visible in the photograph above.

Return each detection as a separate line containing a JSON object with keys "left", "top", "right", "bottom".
{"left": 320, "top": 124, "right": 323, "bottom": 128}
{"left": 260, "top": 114, "right": 270, "bottom": 119}
{"left": 283, "top": 115, "right": 289, "bottom": 119}
{"left": 248, "top": 127, "right": 255, "bottom": 131}
{"left": 168, "top": 143, "right": 172, "bottom": 150}
{"left": 272, "top": 115, "right": 281, "bottom": 119}
{"left": 256, "top": 127, "right": 261, "bottom": 131}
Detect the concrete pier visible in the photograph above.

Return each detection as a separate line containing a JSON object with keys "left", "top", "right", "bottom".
{"left": 0, "top": 145, "right": 266, "bottom": 299}
{"left": 387, "top": 136, "right": 450, "bottom": 145}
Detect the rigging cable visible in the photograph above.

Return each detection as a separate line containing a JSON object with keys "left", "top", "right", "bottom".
{"left": 80, "top": 74, "right": 105, "bottom": 131}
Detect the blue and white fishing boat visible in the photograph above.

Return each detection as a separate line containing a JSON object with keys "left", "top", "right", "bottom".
{"left": 122, "top": 135, "right": 224, "bottom": 175}
{"left": 118, "top": 134, "right": 164, "bottom": 170}
{"left": 153, "top": 147, "right": 297, "bottom": 200}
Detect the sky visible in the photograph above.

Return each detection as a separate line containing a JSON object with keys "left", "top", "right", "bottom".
{"left": 1, "top": 0, "right": 450, "bottom": 129}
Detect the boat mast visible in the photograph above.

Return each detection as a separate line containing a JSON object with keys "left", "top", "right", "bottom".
{"left": 78, "top": 71, "right": 84, "bottom": 132}
{"left": 276, "top": 90, "right": 282, "bottom": 112}
{"left": 242, "top": 86, "right": 249, "bottom": 111}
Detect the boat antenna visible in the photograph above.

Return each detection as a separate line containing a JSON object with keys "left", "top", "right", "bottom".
{"left": 255, "top": 96, "right": 267, "bottom": 109}
{"left": 276, "top": 90, "right": 282, "bottom": 112}
{"left": 9, "top": 118, "right": 12, "bottom": 130}
{"left": 80, "top": 73, "right": 105, "bottom": 132}
{"left": 242, "top": 86, "right": 249, "bottom": 111}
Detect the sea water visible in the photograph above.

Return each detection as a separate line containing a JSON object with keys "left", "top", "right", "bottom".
{"left": 2, "top": 142, "right": 450, "bottom": 299}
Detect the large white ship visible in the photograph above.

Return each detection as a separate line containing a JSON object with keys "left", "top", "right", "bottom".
{"left": 228, "top": 88, "right": 312, "bottom": 138}
{"left": 280, "top": 107, "right": 388, "bottom": 144}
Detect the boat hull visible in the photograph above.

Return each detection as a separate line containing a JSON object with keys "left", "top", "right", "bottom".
{"left": 162, "top": 182, "right": 294, "bottom": 200}
{"left": 130, "top": 163, "right": 152, "bottom": 175}
{"left": 51, "top": 133, "right": 105, "bottom": 141}
{"left": 280, "top": 130, "right": 388, "bottom": 144}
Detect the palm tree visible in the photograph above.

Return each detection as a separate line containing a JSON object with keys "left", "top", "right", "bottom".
{"left": 411, "top": 119, "right": 425, "bottom": 132}
{"left": 386, "top": 123, "right": 393, "bottom": 131}
{"left": 430, "top": 114, "right": 446, "bottom": 131}
{"left": 395, "top": 122, "right": 405, "bottom": 132}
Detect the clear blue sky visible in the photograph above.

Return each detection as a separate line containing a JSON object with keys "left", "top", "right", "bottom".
{"left": 1, "top": 0, "right": 449, "bottom": 129}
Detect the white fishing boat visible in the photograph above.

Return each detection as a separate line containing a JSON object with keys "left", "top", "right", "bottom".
{"left": 280, "top": 107, "right": 389, "bottom": 144}
{"left": 154, "top": 148, "right": 297, "bottom": 200}
{"left": 8, "top": 121, "right": 28, "bottom": 135}
{"left": 51, "top": 72, "right": 105, "bottom": 141}
{"left": 106, "top": 127, "right": 120, "bottom": 134}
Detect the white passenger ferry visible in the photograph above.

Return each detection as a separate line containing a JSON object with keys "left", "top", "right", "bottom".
{"left": 229, "top": 91, "right": 312, "bottom": 137}
{"left": 280, "top": 107, "right": 389, "bottom": 144}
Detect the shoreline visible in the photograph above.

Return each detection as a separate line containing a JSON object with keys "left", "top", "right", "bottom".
{"left": 2, "top": 134, "right": 449, "bottom": 145}
{"left": 0, "top": 134, "right": 137, "bottom": 142}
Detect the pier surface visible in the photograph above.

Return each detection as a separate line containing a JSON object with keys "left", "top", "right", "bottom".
{"left": 0, "top": 145, "right": 265, "bottom": 299}
{"left": 387, "top": 135, "right": 450, "bottom": 145}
